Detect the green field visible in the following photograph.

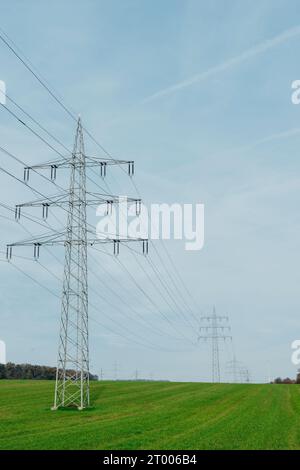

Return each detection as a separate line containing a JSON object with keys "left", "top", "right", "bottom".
{"left": 0, "top": 380, "right": 300, "bottom": 450}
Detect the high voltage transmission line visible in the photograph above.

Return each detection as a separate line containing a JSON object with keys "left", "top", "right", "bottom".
{"left": 198, "top": 307, "right": 232, "bottom": 383}
{"left": 0, "top": 91, "right": 198, "bottom": 349}
{"left": 6, "top": 118, "right": 147, "bottom": 410}
{"left": 0, "top": 145, "right": 196, "bottom": 352}
{"left": 0, "top": 27, "right": 201, "bottom": 328}
{"left": 0, "top": 104, "right": 200, "bottom": 346}
{"left": 0, "top": 152, "right": 197, "bottom": 356}
{"left": 0, "top": 26, "right": 206, "bottom": 400}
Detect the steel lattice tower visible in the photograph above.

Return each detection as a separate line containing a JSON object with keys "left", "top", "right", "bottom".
{"left": 53, "top": 119, "right": 89, "bottom": 410}
{"left": 211, "top": 309, "right": 220, "bottom": 382}
{"left": 198, "top": 307, "right": 232, "bottom": 383}
{"left": 226, "top": 356, "right": 251, "bottom": 383}
{"left": 7, "top": 117, "right": 148, "bottom": 410}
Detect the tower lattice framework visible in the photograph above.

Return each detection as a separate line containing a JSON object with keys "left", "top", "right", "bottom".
{"left": 198, "top": 307, "right": 232, "bottom": 383}
{"left": 54, "top": 119, "right": 89, "bottom": 409}
{"left": 7, "top": 118, "right": 147, "bottom": 409}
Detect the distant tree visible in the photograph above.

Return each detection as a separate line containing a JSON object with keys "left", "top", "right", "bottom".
{"left": 282, "top": 378, "right": 295, "bottom": 384}
{"left": 0, "top": 364, "right": 5, "bottom": 379}
{"left": 0, "top": 363, "right": 98, "bottom": 380}
{"left": 273, "top": 377, "right": 296, "bottom": 384}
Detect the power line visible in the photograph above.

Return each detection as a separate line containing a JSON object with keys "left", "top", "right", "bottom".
{"left": 0, "top": 27, "right": 201, "bottom": 337}
{"left": 0, "top": 27, "right": 203, "bottom": 388}
{"left": 124, "top": 242, "right": 196, "bottom": 334}
{"left": 0, "top": 102, "right": 112, "bottom": 196}
{"left": 111, "top": 252, "right": 195, "bottom": 346}
{"left": 88, "top": 262, "right": 175, "bottom": 340}
{"left": 0, "top": 144, "right": 133, "bottom": 241}
{"left": 0, "top": 29, "right": 127, "bottom": 167}
{"left": 6, "top": 118, "right": 148, "bottom": 409}
{"left": 7, "top": 258, "right": 171, "bottom": 352}
{"left": 88, "top": 252, "right": 182, "bottom": 340}
{"left": 36, "top": 257, "right": 179, "bottom": 352}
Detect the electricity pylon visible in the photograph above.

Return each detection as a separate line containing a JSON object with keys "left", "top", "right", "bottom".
{"left": 226, "top": 354, "right": 250, "bottom": 383}
{"left": 7, "top": 117, "right": 148, "bottom": 409}
{"left": 198, "top": 307, "right": 231, "bottom": 383}
{"left": 226, "top": 357, "right": 251, "bottom": 383}
{"left": 226, "top": 355, "right": 240, "bottom": 383}
{"left": 239, "top": 365, "right": 251, "bottom": 383}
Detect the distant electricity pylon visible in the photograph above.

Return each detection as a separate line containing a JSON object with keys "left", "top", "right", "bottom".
{"left": 7, "top": 118, "right": 148, "bottom": 410}
{"left": 226, "top": 356, "right": 251, "bottom": 383}
{"left": 239, "top": 365, "right": 251, "bottom": 384}
{"left": 198, "top": 307, "right": 232, "bottom": 383}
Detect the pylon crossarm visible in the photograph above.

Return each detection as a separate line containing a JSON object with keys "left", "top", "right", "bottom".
{"left": 7, "top": 231, "right": 64, "bottom": 246}
{"left": 6, "top": 232, "right": 64, "bottom": 259}
{"left": 16, "top": 193, "right": 68, "bottom": 207}
{"left": 7, "top": 235, "right": 149, "bottom": 260}
{"left": 15, "top": 193, "right": 69, "bottom": 220}
{"left": 90, "top": 237, "right": 149, "bottom": 255}
{"left": 26, "top": 157, "right": 132, "bottom": 169}
{"left": 199, "top": 326, "right": 231, "bottom": 330}
{"left": 85, "top": 157, "right": 134, "bottom": 177}
{"left": 85, "top": 156, "right": 131, "bottom": 164}
{"left": 86, "top": 192, "right": 141, "bottom": 206}
{"left": 198, "top": 335, "right": 232, "bottom": 340}
{"left": 85, "top": 155, "right": 133, "bottom": 165}
{"left": 25, "top": 161, "right": 70, "bottom": 170}
{"left": 10, "top": 236, "right": 148, "bottom": 246}
{"left": 15, "top": 194, "right": 142, "bottom": 220}
{"left": 23, "top": 159, "right": 71, "bottom": 182}
{"left": 24, "top": 157, "right": 135, "bottom": 182}
{"left": 89, "top": 237, "right": 148, "bottom": 244}
{"left": 199, "top": 316, "right": 229, "bottom": 321}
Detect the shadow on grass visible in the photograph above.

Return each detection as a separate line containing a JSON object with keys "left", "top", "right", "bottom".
{"left": 44, "top": 406, "right": 99, "bottom": 414}
{"left": 42, "top": 383, "right": 106, "bottom": 414}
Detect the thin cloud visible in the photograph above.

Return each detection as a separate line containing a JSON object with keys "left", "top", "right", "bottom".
{"left": 233, "top": 127, "right": 300, "bottom": 155}
{"left": 253, "top": 127, "right": 300, "bottom": 146}
{"left": 143, "top": 25, "right": 300, "bottom": 104}
{"left": 204, "top": 127, "right": 300, "bottom": 163}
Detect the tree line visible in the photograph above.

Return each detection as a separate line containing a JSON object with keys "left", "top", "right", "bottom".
{"left": 0, "top": 363, "right": 98, "bottom": 380}
{"left": 272, "top": 370, "right": 300, "bottom": 384}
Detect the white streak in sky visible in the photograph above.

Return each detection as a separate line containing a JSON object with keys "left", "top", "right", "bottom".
{"left": 143, "top": 25, "right": 300, "bottom": 104}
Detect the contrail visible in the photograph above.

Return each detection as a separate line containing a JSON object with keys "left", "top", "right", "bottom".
{"left": 234, "top": 127, "right": 300, "bottom": 154}
{"left": 143, "top": 25, "right": 300, "bottom": 103}
{"left": 207, "top": 126, "right": 300, "bottom": 161}
{"left": 252, "top": 127, "right": 300, "bottom": 146}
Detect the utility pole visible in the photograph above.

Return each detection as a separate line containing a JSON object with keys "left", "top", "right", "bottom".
{"left": 7, "top": 118, "right": 148, "bottom": 410}
{"left": 198, "top": 307, "right": 231, "bottom": 383}
{"left": 134, "top": 369, "right": 139, "bottom": 381}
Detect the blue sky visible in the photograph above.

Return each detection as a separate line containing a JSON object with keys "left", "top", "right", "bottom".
{"left": 1, "top": 0, "right": 300, "bottom": 382}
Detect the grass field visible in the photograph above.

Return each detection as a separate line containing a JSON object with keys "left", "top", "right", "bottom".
{"left": 0, "top": 380, "right": 300, "bottom": 450}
